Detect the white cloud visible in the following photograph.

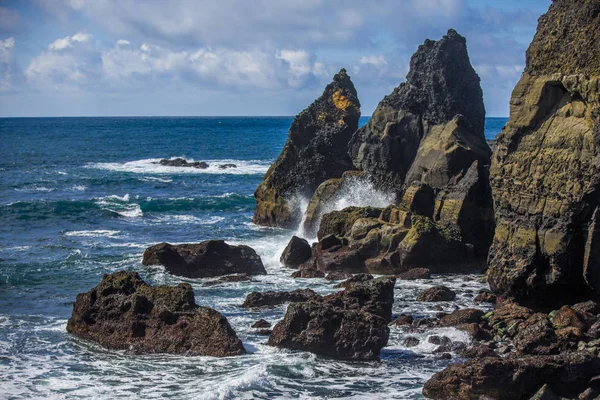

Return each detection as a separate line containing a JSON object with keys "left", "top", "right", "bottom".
{"left": 0, "top": 37, "right": 16, "bottom": 91}
{"left": 116, "top": 39, "right": 130, "bottom": 46}
{"left": 49, "top": 31, "right": 91, "bottom": 50}
{"left": 359, "top": 55, "right": 387, "bottom": 67}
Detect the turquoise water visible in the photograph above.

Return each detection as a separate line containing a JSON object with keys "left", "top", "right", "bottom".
{"left": 0, "top": 116, "right": 503, "bottom": 399}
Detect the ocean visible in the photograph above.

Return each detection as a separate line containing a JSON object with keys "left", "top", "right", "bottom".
{"left": 0, "top": 116, "right": 506, "bottom": 399}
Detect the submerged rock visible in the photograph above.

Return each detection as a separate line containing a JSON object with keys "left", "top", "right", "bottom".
{"left": 203, "top": 273, "right": 255, "bottom": 287}
{"left": 241, "top": 288, "right": 318, "bottom": 308}
{"left": 253, "top": 69, "right": 361, "bottom": 228}
{"left": 268, "top": 276, "right": 395, "bottom": 360}
{"left": 423, "top": 352, "right": 600, "bottom": 400}
{"left": 66, "top": 271, "right": 245, "bottom": 357}
{"left": 487, "top": 0, "right": 600, "bottom": 307}
{"left": 142, "top": 240, "right": 266, "bottom": 279}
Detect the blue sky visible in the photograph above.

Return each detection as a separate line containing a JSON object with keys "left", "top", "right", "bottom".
{"left": 0, "top": 0, "right": 550, "bottom": 117}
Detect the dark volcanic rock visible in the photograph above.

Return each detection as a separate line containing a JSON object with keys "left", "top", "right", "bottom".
{"left": 251, "top": 319, "right": 271, "bottom": 329}
{"left": 417, "top": 286, "right": 456, "bottom": 302}
{"left": 290, "top": 268, "right": 325, "bottom": 279}
{"left": 268, "top": 277, "right": 395, "bottom": 360}
{"left": 142, "top": 240, "right": 266, "bottom": 279}
{"left": 423, "top": 352, "right": 600, "bottom": 400}
{"left": 253, "top": 69, "right": 361, "bottom": 228}
{"left": 487, "top": 0, "right": 600, "bottom": 307}
{"left": 474, "top": 289, "right": 497, "bottom": 304}
{"left": 203, "top": 273, "right": 254, "bottom": 287}
{"left": 348, "top": 29, "right": 487, "bottom": 195}
{"left": 66, "top": 271, "right": 245, "bottom": 357}
{"left": 391, "top": 315, "right": 414, "bottom": 326}
{"left": 397, "top": 268, "right": 431, "bottom": 280}
{"left": 439, "top": 308, "right": 484, "bottom": 327}
{"left": 325, "top": 270, "right": 353, "bottom": 281}
{"left": 218, "top": 164, "right": 237, "bottom": 169}
{"left": 459, "top": 344, "right": 498, "bottom": 359}
{"left": 333, "top": 273, "right": 374, "bottom": 289}
{"left": 241, "top": 288, "right": 318, "bottom": 308}
{"left": 158, "top": 158, "right": 209, "bottom": 169}
{"left": 280, "top": 236, "right": 311, "bottom": 268}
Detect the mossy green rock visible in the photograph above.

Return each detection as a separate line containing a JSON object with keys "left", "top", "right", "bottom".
{"left": 253, "top": 69, "right": 360, "bottom": 228}
{"left": 488, "top": 0, "right": 600, "bottom": 306}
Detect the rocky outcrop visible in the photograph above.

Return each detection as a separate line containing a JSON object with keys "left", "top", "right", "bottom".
{"left": 295, "top": 30, "right": 493, "bottom": 276}
{"left": 348, "top": 28, "right": 487, "bottom": 196}
{"left": 397, "top": 268, "right": 430, "bottom": 280}
{"left": 241, "top": 288, "right": 318, "bottom": 308}
{"left": 417, "top": 286, "right": 456, "bottom": 302}
{"left": 268, "top": 276, "right": 395, "bottom": 360}
{"left": 142, "top": 240, "right": 266, "bottom": 279}
{"left": 156, "top": 158, "right": 209, "bottom": 169}
{"left": 423, "top": 352, "right": 600, "bottom": 400}
{"left": 487, "top": 0, "right": 600, "bottom": 306}
{"left": 66, "top": 271, "right": 245, "bottom": 357}
{"left": 253, "top": 69, "right": 361, "bottom": 228}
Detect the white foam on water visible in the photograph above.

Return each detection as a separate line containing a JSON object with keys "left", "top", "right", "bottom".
{"left": 94, "top": 194, "right": 143, "bottom": 218}
{"left": 71, "top": 185, "right": 87, "bottom": 191}
{"left": 87, "top": 158, "right": 271, "bottom": 175}
{"left": 64, "top": 230, "right": 121, "bottom": 238}
{"left": 139, "top": 176, "right": 173, "bottom": 183}
{"left": 149, "top": 215, "right": 225, "bottom": 225}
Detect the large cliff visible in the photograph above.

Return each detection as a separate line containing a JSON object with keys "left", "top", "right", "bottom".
{"left": 488, "top": 0, "right": 600, "bottom": 306}
{"left": 253, "top": 69, "right": 361, "bottom": 228}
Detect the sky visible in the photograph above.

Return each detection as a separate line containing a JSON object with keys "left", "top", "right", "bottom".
{"left": 0, "top": 0, "right": 550, "bottom": 117}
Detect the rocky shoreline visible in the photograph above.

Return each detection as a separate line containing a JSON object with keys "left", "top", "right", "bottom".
{"left": 66, "top": 0, "right": 600, "bottom": 398}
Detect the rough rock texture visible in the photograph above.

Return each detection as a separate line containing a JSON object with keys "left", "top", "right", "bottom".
{"left": 417, "top": 286, "right": 456, "bottom": 302}
{"left": 241, "top": 288, "right": 318, "bottom": 308}
{"left": 348, "top": 29, "right": 487, "bottom": 195}
{"left": 157, "top": 158, "right": 209, "bottom": 169}
{"left": 488, "top": 0, "right": 600, "bottom": 306}
{"left": 253, "top": 69, "right": 361, "bottom": 228}
{"left": 280, "top": 236, "right": 312, "bottom": 268}
{"left": 294, "top": 31, "right": 494, "bottom": 276}
{"left": 423, "top": 352, "right": 600, "bottom": 400}
{"left": 66, "top": 271, "right": 245, "bottom": 357}
{"left": 203, "top": 274, "right": 255, "bottom": 287}
{"left": 268, "top": 276, "right": 395, "bottom": 360}
{"left": 142, "top": 240, "right": 266, "bottom": 279}
{"left": 397, "top": 268, "right": 431, "bottom": 280}
{"left": 439, "top": 308, "right": 484, "bottom": 327}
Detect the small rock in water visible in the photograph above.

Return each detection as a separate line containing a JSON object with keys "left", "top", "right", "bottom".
{"left": 391, "top": 315, "right": 414, "bottom": 326}
{"left": 397, "top": 268, "right": 431, "bottom": 280}
{"left": 251, "top": 319, "right": 271, "bottom": 328}
{"left": 157, "top": 158, "right": 209, "bottom": 169}
{"left": 417, "top": 286, "right": 456, "bottom": 302}
{"left": 218, "top": 164, "right": 237, "bottom": 169}
{"left": 325, "top": 270, "right": 353, "bottom": 281}
{"left": 334, "top": 273, "right": 374, "bottom": 289}
{"left": 280, "top": 236, "right": 312, "bottom": 268}
{"left": 291, "top": 269, "right": 325, "bottom": 278}
{"left": 242, "top": 288, "right": 319, "bottom": 308}
{"left": 203, "top": 273, "right": 254, "bottom": 286}
{"left": 403, "top": 337, "right": 420, "bottom": 347}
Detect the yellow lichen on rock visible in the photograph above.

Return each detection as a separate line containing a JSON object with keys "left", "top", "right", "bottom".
{"left": 332, "top": 89, "right": 354, "bottom": 112}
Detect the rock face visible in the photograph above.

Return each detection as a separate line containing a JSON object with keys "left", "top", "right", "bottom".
{"left": 67, "top": 271, "right": 245, "bottom": 357}
{"left": 268, "top": 276, "right": 395, "bottom": 360}
{"left": 157, "top": 158, "right": 209, "bottom": 169}
{"left": 423, "top": 352, "right": 600, "bottom": 400}
{"left": 253, "top": 69, "right": 361, "bottom": 228}
{"left": 142, "top": 240, "right": 266, "bottom": 279}
{"left": 295, "top": 30, "right": 493, "bottom": 276}
{"left": 241, "top": 288, "right": 318, "bottom": 308}
{"left": 348, "top": 28, "right": 487, "bottom": 195}
{"left": 487, "top": 0, "right": 600, "bottom": 306}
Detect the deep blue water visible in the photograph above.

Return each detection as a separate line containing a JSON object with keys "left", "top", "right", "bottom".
{"left": 0, "top": 116, "right": 503, "bottom": 399}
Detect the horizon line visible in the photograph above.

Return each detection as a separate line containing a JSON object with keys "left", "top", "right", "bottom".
{"left": 0, "top": 115, "right": 510, "bottom": 119}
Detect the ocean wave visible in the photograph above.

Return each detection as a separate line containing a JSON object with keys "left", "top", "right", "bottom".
{"left": 86, "top": 157, "right": 271, "bottom": 176}
{"left": 95, "top": 194, "right": 143, "bottom": 218}
{"left": 64, "top": 230, "right": 121, "bottom": 238}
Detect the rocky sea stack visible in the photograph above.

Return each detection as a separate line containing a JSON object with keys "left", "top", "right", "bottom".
{"left": 253, "top": 69, "right": 361, "bottom": 228}
{"left": 67, "top": 271, "right": 245, "bottom": 357}
{"left": 296, "top": 29, "right": 494, "bottom": 275}
{"left": 488, "top": 0, "right": 600, "bottom": 307}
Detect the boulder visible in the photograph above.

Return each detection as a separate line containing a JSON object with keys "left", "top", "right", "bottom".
{"left": 333, "top": 273, "right": 374, "bottom": 289}
{"left": 291, "top": 268, "right": 325, "bottom": 279}
{"left": 268, "top": 277, "right": 395, "bottom": 360}
{"left": 218, "top": 164, "right": 236, "bottom": 169}
{"left": 280, "top": 236, "right": 311, "bottom": 268}
{"left": 66, "top": 271, "right": 245, "bottom": 357}
{"left": 397, "top": 268, "right": 431, "bottom": 280}
{"left": 487, "top": 0, "right": 600, "bottom": 307}
{"left": 439, "top": 309, "right": 484, "bottom": 327}
{"left": 142, "top": 240, "right": 266, "bottom": 279}
{"left": 241, "top": 288, "right": 318, "bottom": 308}
{"left": 325, "top": 270, "right": 353, "bottom": 281}
{"left": 253, "top": 69, "right": 361, "bottom": 228}
{"left": 391, "top": 315, "right": 414, "bottom": 326}
{"left": 251, "top": 319, "right": 271, "bottom": 329}
{"left": 422, "top": 352, "right": 600, "bottom": 400}
{"left": 459, "top": 344, "right": 498, "bottom": 359}
{"left": 474, "top": 290, "right": 497, "bottom": 304}
{"left": 417, "top": 286, "right": 456, "bottom": 302}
